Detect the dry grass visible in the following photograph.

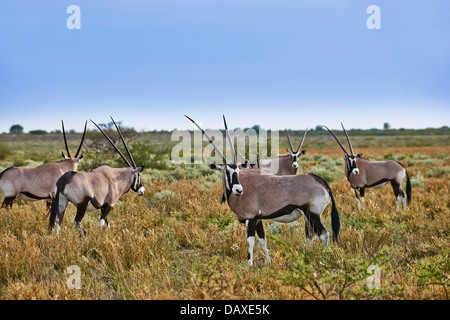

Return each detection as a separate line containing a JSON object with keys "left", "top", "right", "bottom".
{"left": 0, "top": 144, "right": 449, "bottom": 300}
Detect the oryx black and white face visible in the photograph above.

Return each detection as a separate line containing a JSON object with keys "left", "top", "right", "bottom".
{"left": 130, "top": 168, "right": 145, "bottom": 195}
{"left": 209, "top": 163, "right": 243, "bottom": 196}
{"left": 286, "top": 149, "right": 306, "bottom": 169}
{"left": 285, "top": 129, "right": 308, "bottom": 169}
{"left": 225, "top": 164, "right": 243, "bottom": 195}
{"left": 344, "top": 154, "right": 360, "bottom": 175}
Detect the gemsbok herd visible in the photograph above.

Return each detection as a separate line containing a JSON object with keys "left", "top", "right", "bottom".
{"left": 0, "top": 115, "right": 412, "bottom": 266}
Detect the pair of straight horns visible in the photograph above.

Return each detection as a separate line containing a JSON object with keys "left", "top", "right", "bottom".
{"left": 90, "top": 116, "right": 138, "bottom": 169}
{"left": 321, "top": 123, "right": 355, "bottom": 156}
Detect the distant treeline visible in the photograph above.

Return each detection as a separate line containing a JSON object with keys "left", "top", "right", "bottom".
{"left": 2, "top": 125, "right": 449, "bottom": 136}
{"left": 302, "top": 126, "right": 450, "bottom": 136}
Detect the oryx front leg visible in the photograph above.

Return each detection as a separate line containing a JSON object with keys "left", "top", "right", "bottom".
{"left": 354, "top": 187, "right": 364, "bottom": 210}
{"left": 256, "top": 220, "right": 271, "bottom": 264}
{"left": 246, "top": 218, "right": 256, "bottom": 266}
{"left": 99, "top": 205, "right": 113, "bottom": 229}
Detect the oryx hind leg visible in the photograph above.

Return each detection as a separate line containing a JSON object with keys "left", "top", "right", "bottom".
{"left": 309, "top": 214, "right": 329, "bottom": 248}
{"left": 73, "top": 198, "right": 91, "bottom": 238}
{"left": 391, "top": 182, "right": 406, "bottom": 210}
{"left": 303, "top": 213, "right": 315, "bottom": 245}
{"left": 256, "top": 220, "right": 270, "bottom": 264}
{"left": 55, "top": 194, "right": 69, "bottom": 236}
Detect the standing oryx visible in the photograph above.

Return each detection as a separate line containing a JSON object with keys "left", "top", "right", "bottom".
{"left": 186, "top": 115, "right": 340, "bottom": 266}
{"left": 0, "top": 121, "right": 87, "bottom": 209}
{"left": 257, "top": 129, "right": 308, "bottom": 175}
{"left": 49, "top": 117, "right": 145, "bottom": 236}
{"left": 323, "top": 123, "right": 411, "bottom": 210}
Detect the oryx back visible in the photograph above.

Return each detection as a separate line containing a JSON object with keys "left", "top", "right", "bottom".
{"left": 0, "top": 159, "right": 80, "bottom": 206}
{"left": 258, "top": 155, "right": 296, "bottom": 176}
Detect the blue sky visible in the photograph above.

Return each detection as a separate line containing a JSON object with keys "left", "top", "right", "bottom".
{"left": 0, "top": 0, "right": 449, "bottom": 133}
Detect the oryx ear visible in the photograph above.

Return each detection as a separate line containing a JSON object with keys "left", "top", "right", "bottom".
{"left": 286, "top": 148, "right": 291, "bottom": 154}
{"left": 249, "top": 163, "right": 258, "bottom": 168}
{"left": 356, "top": 153, "right": 363, "bottom": 158}
{"left": 300, "top": 149, "right": 306, "bottom": 155}
{"left": 208, "top": 163, "right": 224, "bottom": 172}
{"left": 78, "top": 153, "right": 84, "bottom": 160}
{"left": 344, "top": 154, "right": 348, "bottom": 159}
{"left": 61, "top": 151, "right": 66, "bottom": 159}
{"left": 134, "top": 166, "right": 144, "bottom": 173}
{"left": 239, "top": 160, "right": 249, "bottom": 169}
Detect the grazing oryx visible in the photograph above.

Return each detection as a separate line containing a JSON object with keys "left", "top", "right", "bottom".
{"left": 323, "top": 123, "right": 411, "bottom": 210}
{"left": 186, "top": 115, "right": 340, "bottom": 266}
{"left": 49, "top": 117, "right": 145, "bottom": 236}
{"left": 0, "top": 121, "right": 87, "bottom": 209}
{"left": 257, "top": 129, "right": 308, "bottom": 175}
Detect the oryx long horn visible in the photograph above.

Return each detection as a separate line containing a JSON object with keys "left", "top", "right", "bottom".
{"left": 285, "top": 130, "right": 294, "bottom": 152}
{"left": 61, "top": 120, "right": 71, "bottom": 158}
{"left": 321, "top": 125, "right": 349, "bottom": 156}
{"left": 296, "top": 128, "right": 309, "bottom": 153}
{"left": 185, "top": 115, "right": 228, "bottom": 165}
{"left": 223, "top": 115, "right": 236, "bottom": 164}
{"left": 74, "top": 121, "right": 87, "bottom": 158}
{"left": 110, "top": 116, "right": 137, "bottom": 169}
{"left": 341, "top": 122, "right": 354, "bottom": 157}
{"left": 90, "top": 119, "right": 133, "bottom": 168}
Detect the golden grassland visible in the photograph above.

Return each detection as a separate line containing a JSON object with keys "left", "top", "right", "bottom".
{"left": 0, "top": 143, "right": 449, "bottom": 300}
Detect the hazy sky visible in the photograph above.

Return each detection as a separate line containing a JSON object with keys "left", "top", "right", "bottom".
{"left": 0, "top": 0, "right": 449, "bottom": 133}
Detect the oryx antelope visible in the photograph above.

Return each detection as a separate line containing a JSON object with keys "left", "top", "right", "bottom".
{"left": 49, "top": 117, "right": 145, "bottom": 236}
{"left": 323, "top": 123, "right": 411, "bottom": 210}
{"left": 0, "top": 121, "right": 87, "bottom": 209}
{"left": 186, "top": 115, "right": 340, "bottom": 266}
{"left": 219, "top": 129, "right": 307, "bottom": 203}
{"left": 257, "top": 129, "right": 308, "bottom": 175}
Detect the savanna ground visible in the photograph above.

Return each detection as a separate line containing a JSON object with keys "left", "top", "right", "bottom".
{"left": 0, "top": 130, "right": 448, "bottom": 300}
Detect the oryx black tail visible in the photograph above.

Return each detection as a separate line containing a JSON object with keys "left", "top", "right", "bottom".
{"left": 329, "top": 189, "right": 340, "bottom": 243}
{"left": 309, "top": 174, "right": 340, "bottom": 243}
{"left": 49, "top": 189, "right": 60, "bottom": 230}
{"left": 405, "top": 170, "right": 412, "bottom": 204}
{"left": 49, "top": 171, "right": 76, "bottom": 231}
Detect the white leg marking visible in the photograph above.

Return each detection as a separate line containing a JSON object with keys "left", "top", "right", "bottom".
{"left": 356, "top": 197, "right": 361, "bottom": 209}
{"left": 306, "top": 235, "right": 316, "bottom": 246}
{"left": 99, "top": 219, "right": 105, "bottom": 227}
{"left": 247, "top": 236, "right": 255, "bottom": 266}
{"left": 396, "top": 195, "right": 402, "bottom": 211}
{"left": 320, "top": 231, "right": 329, "bottom": 249}
{"left": 259, "top": 238, "right": 271, "bottom": 264}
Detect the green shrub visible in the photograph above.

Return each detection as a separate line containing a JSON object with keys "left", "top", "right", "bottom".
{"left": 0, "top": 142, "right": 12, "bottom": 160}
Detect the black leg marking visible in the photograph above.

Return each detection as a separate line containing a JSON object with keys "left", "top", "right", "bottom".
{"left": 255, "top": 220, "right": 265, "bottom": 239}
{"left": 1, "top": 196, "right": 15, "bottom": 209}
{"left": 246, "top": 218, "right": 256, "bottom": 266}
{"left": 100, "top": 204, "right": 114, "bottom": 227}
{"left": 309, "top": 214, "right": 329, "bottom": 247}
{"left": 359, "top": 187, "right": 365, "bottom": 198}
{"left": 74, "top": 197, "right": 91, "bottom": 237}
